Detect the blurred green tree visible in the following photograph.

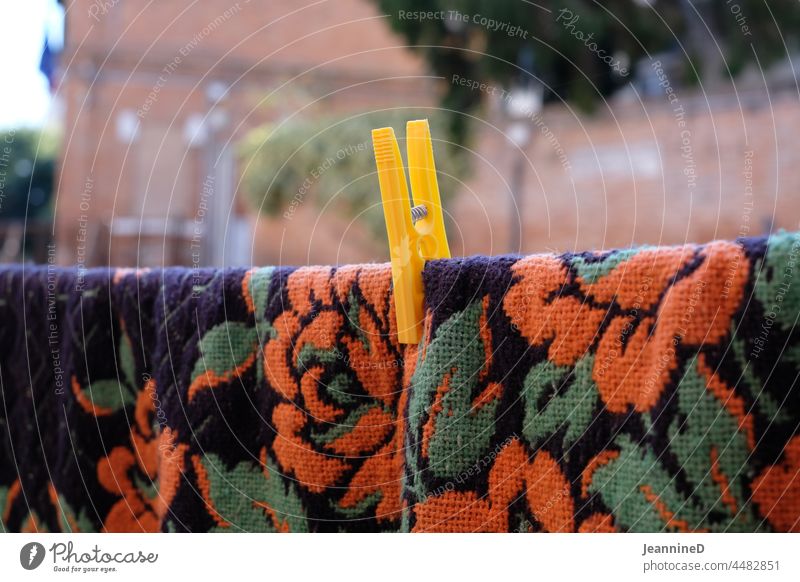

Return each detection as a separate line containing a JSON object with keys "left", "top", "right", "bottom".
{"left": 375, "top": 0, "right": 800, "bottom": 142}
{"left": 239, "top": 111, "right": 464, "bottom": 237}
{"left": 0, "top": 128, "right": 57, "bottom": 219}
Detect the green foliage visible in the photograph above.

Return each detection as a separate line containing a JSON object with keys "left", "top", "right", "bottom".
{"left": 667, "top": 357, "right": 749, "bottom": 523}
{"left": 377, "top": 1, "right": 668, "bottom": 121}
{"left": 754, "top": 231, "right": 800, "bottom": 333}
{"left": 189, "top": 272, "right": 278, "bottom": 394}
{"left": 118, "top": 328, "right": 138, "bottom": 389}
{"left": 589, "top": 434, "right": 707, "bottom": 532}
{"left": 54, "top": 494, "right": 95, "bottom": 533}
{"left": 200, "top": 453, "right": 309, "bottom": 532}
{"left": 247, "top": 267, "right": 274, "bottom": 320}
{"left": 591, "top": 359, "right": 757, "bottom": 532}
{"left": 190, "top": 321, "right": 259, "bottom": 384}
{"left": 570, "top": 248, "right": 640, "bottom": 284}
{"left": 0, "top": 486, "right": 8, "bottom": 531}
{"left": 239, "top": 111, "right": 464, "bottom": 236}
{"left": 77, "top": 379, "right": 135, "bottom": 414}
{"left": 0, "top": 128, "right": 58, "bottom": 218}
{"left": 408, "top": 300, "right": 498, "bottom": 479}
{"left": 522, "top": 354, "right": 596, "bottom": 450}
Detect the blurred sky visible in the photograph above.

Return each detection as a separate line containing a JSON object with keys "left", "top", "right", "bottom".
{"left": 0, "top": 0, "right": 63, "bottom": 129}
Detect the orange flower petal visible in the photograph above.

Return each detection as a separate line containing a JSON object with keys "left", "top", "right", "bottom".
{"left": 272, "top": 403, "right": 347, "bottom": 493}
{"left": 526, "top": 450, "right": 574, "bottom": 532}
{"left": 488, "top": 438, "right": 528, "bottom": 510}
{"left": 325, "top": 406, "right": 394, "bottom": 456}
{"left": 505, "top": 256, "right": 604, "bottom": 366}
{"left": 300, "top": 365, "right": 342, "bottom": 423}
{"left": 264, "top": 312, "right": 301, "bottom": 399}
{"left": 97, "top": 447, "right": 136, "bottom": 497}
{"left": 752, "top": 437, "right": 800, "bottom": 532}
{"left": 287, "top": 266, "right": 334, "bottom": 316}
{"left": 413, "top": 491, "right": 506, "bottom": 532}
{"left": 102, "top": 499, "right": 158, "bottom": 533}
{"left": 342, "top": 306, "right": 400, "bottom": 406}
{"left": 579, "top": 512, "right": 616, "bottom": 532}
{"left": 582, "top": 246, "right": 693, "bottom": 310}
{"left": 339, "top": 441, "right": 402, "bottom": 522}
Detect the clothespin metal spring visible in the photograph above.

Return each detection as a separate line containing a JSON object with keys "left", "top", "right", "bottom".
{"left": 410, "top": 204, "right": 428, "bottom": 223}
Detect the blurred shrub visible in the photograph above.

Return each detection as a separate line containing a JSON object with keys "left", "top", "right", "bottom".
{"left": 0, "top": 128, "right": 58, "bottom": 219}
{"left": 239, "top": 111, "right": 466, "bottom": 237}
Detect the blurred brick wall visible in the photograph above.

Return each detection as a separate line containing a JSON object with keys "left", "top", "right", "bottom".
{"left": 451, "top": 89, "right": 800, "bottom": 257}
{"left": 56, "top": 0, "right": 432, "bottom": 267}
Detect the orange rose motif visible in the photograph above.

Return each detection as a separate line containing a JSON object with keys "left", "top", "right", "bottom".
{"left": 504, "top": 241, "right": 748, "bottom": 413}
{"left": 265, "top": 265, "right": 405, "bottom": 522}
{"left": 97, "top": 379, "right": 186, "bottom": 532}
{"left": 503, "top": 255, "right": 606, "bottom": 366}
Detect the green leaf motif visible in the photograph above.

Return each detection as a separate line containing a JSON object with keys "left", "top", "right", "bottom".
{"left": 55, "top": 494, "right": 95, "bottom": 533}
{"left": 754, "top": 231, "right": 800, "bottom": 332}
{"left": 191, "top": 321, "right": 259, "bottom": 384}
{"left": 118, "top": 328, "right": 137, "bottom": 389}
{"left": 0, "top": 486, "right": 8, "bottom": 531}
{"left": 347, "top": 290, "right": 368, "bottom": 349}
{"left": 570, "top": 247, "right": 642, "bottom": 284}
{"left": 666, "top": 357, "right": 750, "bottom": 526}
{"left": 591, "top": 359, "right": 758, "bottom": 532}
{"left": 522, "top": 354, "right": 596, "bottom": 450}
{"left": 731, "top": 327, "right": 792, "bottom": 425}
{"left": 325, "top": 373, "right": 359, "bottom": 406}
{"left": 80, "top": 379, "right": 133, "bottom": 413}
{"left": 247, "top": 267, "right": 274, "bottom": 319}
{"left": 201, "top": 453, "right": 308, "bottom": 533}
{"left": 589, "top": 435, "right": 707, "bottom": 532}
{"left": 310, "top": 403, "right": 372, "bottom": 447}
{"left": 409, "top": 300, "right": 498, "bottom": 479}
{"left": 329, "top": 492, "right": 381, "bottom": 518}
{"left": 296, "top": 344, "right": 338, "bottom": 370}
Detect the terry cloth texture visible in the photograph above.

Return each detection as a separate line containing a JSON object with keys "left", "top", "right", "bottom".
{"left": 1, "top": 233, "right": 799, "bottom": 533}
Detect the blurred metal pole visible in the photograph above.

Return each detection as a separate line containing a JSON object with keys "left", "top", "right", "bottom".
{"left": 505, "top": 115, "right": 537, "bottom": 254}
{"left": 504, "top": 46, "right": 542, "bottom": 254}
{"left": 509, "top": 143, "right": 527, "bottom": 253}
{"left": 203, "top": 81, "right": 231, "bottom": 267}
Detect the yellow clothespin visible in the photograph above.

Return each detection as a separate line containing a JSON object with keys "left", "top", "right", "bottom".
{"left": 372, "top": 119, "right": 451, "bottom": 344}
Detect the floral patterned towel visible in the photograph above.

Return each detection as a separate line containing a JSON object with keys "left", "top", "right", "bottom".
{"left": 1, "top": 232, "right": 799, "bottom": 532}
